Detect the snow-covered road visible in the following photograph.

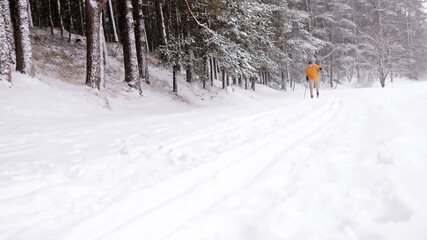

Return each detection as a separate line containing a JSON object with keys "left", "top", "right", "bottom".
{"left": 1, "top": 77, "right": 427, "bottom": 240}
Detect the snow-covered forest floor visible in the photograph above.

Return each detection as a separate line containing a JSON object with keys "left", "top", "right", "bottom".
{"left": 1, "top": 29, "right": 427, "bottom": 240}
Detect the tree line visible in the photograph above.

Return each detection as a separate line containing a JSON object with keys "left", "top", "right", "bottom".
{"left": 1, "top": 0, "right": 426, "bottom": 91}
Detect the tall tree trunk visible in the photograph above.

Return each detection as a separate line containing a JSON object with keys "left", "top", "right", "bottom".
{"left": 172, "top": 65, "right": 178, "bottom": 92}
{"left": 100, "top": 17, "right": 108, "bottom": 66}
{"left": 132, "top": 0, "right": 149, "bottom": 83}
{"left": 374, "top": 0, "right": 386, "bottom": 87}
{"left": 100, "top": 22, "right": 106, "bottom": 88}
{"left": 185, "top": 44, "right": 194, "bottom": 83}
{"left": 222, "top": 67, "right": 225, "bottom": 89}
{"left": 202, "top": 55, "right": 208, "bottom": 88}
{"left": 48, "top": 0, "right": 54, "bottom": 34}
{"left": 27, "top": 0, "right": 33, "bottom": 28}
{"left": 33, "top": 0, "right": 41, "bottom": 27}
{"left": 351, "top": 0, "right": 360, "bottom": 83}
{"left": 2, "top": 0, "right": 13, "bottom": 57}
{"left": 183, "top": 14, "right": 193, "bottom": 83}
{"left": 330, "top": 51, "right": 333, "bottom": 87}
{"left": 251, "top": 76, "right": 256, "bottom": 91}
{"left": 108, "top": 0, "right": 118, "bottom": 42}
{"left": 85, "top": 0, "right": 107, "bottom": 90}
{"left": 285, "top": 65, "right": 289, "bottom": 91}
{"left": 374, "top": 0, "right": 383, "bottom": 39}
{"left": 118, "top": 0, "right": 140, "bottom": 90}
{"left": 403, "top": 0, "right": 414, "bottom": 78}
{"left": 11, "top": 0, "right": 34, "bottom": 76}
{"left": 0, "top": 0, "right": 12, "bottom": 82}
{"left": 57, "top": 0, "right": 64, "bottom": 38}
{"left": 305, "top": 0, "right": 311, "bottom": 32}
{"left": 67, "top": 0, "right": 73, "bottom": 42}
{"left": 213, "top": 57, "right": 217, "bottom": 80}
{"left": 78, "top": 0, "right": 85, "bottom": 35}
{"left": 145, "top": 0, "right": 155, "bottom": 51}
{"left": 154, "top": 0, "right": 167, "bottom": 45}
{"left": 209, "top": 57, "right": 213, "bottom": 86}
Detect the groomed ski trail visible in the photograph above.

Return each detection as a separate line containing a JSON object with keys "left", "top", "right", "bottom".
{"left": 59, "top": 98, "right": 342, "bottom": 240}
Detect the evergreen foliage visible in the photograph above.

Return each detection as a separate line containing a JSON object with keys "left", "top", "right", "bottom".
{"left": 1, "top": 0, "right": 426, "bottom": 89}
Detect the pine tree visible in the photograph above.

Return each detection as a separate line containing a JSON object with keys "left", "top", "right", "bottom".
{"left": 85, "top": 0, "right": 107, "bottom": 90}
{"left": 132, "top": 0, "right": 149, "bottom": 84}
{"left": 118, "top": 0, "right": 140, "bottom": 91}
{"left": 11, "top": 0, "right": 34, "bottom": 76}
{"left": 0, "top": 0, "right": 12, "bottom": 82}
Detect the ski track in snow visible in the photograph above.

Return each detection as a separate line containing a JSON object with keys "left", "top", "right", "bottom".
{"left": 1, "top": 80, "right": 427, "bottom": 240}
{"left": 77, "top": 99, "right": 342, "bottom": 240}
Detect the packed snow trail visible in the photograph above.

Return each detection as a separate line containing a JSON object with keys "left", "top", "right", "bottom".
{"left": 1, "top": 77, "right": 427, "bottom": 240}
{"left": 167, "top": 85, "right": 427, "bottom": 240}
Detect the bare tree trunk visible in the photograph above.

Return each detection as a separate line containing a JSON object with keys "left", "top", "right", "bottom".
{"left": 172, "top": 65, "right": 178, "bottom": 92}
{"left": 304, "top": 0, "right": 311, "bottom": 32}
{"left": 78, "top": 0, "right": 85, "bottom": 35}
{"left": 213, "top": 57, "right": 217, "bottom": 80}
{"left": 2, "top": 0, "right": 13, "bottom": 55}
{"left": 67, "top": 0, "right": 73, "bottom": 42}
{"left": 100, "top": 22, "right": 106, "bottom": 88}
{"left": 0, "top": 0, "right": 12, "bottom": 82}
{"left": 132, "top": 0, "right": 149, "bottom": 84}
{"left": 48, "top": 0, "right": 54, "bottom": 34}
{"left": 374, "top": 0, "right": 386, "bottom": 87}
{"left": 100, "top": 16, "right": 108, "bottom": 67}
{"left": 145, "top": 0, "right": 155, "bottom": 51}
{"left": 285, "top": 63, "right": 290, "bottom": 91}
{"left": 209, "top": 57, "right": 213, "bottom": 86}
{"left": 154, "top": 0, "right": 167, "bottom": 45}
{"left": 330, "top": 51, "right": 333, "bottom": 87}
{"left": 185, "top": 46, "right": 194, "bottom": 83}
{"left": 222, "top": 67, "right": 225, "bottom": 89}
{"left": 264, "top": 71, "right": 268, "bottom": 85}
{"left": 27, "top": 0, "right": 33, "bottom": 28}
{"left": 251, "top": 76, "right": 256, "bottom": 91}
{"left": 281, "top": 71, "right": 285, "bottom": 90}
{"left": 108, "top": 0, "right": 118, "bottom": 42}
{"left": 374, "top": 0, "right": 383, "bottom": 38}
{"left": 183, "top": 13, "right": 193, "bottom": 83}
{"left": 118, "top": 0, "right": 140, "bottom": 90}
{"left": 11, "top": 0, "right": 34, "bottom": 76}
{"left": 57, "top": 0, "right": 64, "bottom": 38}
{"left": 85, "top": 0, "right": 107, "bottom": 90}
{"left": 403, "top": 0, "right": 414, "bottom": 78}
{"left": 202, "top": 55, "right": 208, "bottom": 88}
{"left": 351, "top": 0, "right": 360, "bottom": 83}
{"left": 33, "top": 0, "right": 41, "bottom": 26}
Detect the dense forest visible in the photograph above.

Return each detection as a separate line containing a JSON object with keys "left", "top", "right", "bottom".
{"left": 1, "top": 0, "right": 426, "bottom": 92}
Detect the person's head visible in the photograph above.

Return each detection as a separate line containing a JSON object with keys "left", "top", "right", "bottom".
{"left": 308, "top": 60, "right": 313, "bottom": 65}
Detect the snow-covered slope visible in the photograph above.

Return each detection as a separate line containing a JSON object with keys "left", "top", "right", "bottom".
{"left": 1, "top": 29, "right": 427, "bottom": 240}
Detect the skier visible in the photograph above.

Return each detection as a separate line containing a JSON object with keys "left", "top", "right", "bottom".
{"left": 305, "top": 61, "right": 322, "bottom": 98}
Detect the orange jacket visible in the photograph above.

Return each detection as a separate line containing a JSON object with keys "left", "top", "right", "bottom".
{"left": 305, "top": 64, "right": 320, "bottom": 80}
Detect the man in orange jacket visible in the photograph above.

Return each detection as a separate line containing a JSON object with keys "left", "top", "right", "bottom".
{"left": 305, "top": 61, "right": 322, "bottom": 98}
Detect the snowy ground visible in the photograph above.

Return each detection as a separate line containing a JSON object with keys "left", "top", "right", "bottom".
{"left": 1, "top": 71, "right": 427, "bottom": 240}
